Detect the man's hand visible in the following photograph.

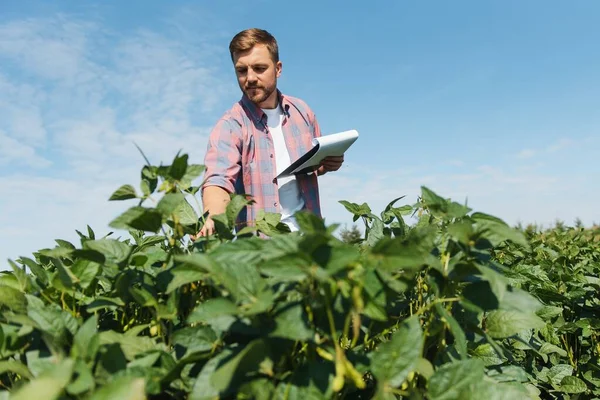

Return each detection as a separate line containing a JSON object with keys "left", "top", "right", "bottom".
{"left": 317, "top": 155, "right": 344, "bottom": 175}
{"left": 190, "top": 186, "right": 229, "bottom": 241}
{"left": 190, "top": 217, "right": 215, "bottom": 241}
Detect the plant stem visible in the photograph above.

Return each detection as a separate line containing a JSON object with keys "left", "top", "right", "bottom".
{"left": 415, "top": 297, "right": 461, "bottom": 316}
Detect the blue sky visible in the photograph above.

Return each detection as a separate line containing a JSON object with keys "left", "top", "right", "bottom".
{"left": 1, "top": 0, "right": 599, "bottom": 262}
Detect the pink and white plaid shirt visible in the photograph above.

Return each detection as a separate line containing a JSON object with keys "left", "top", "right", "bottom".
{"left": 202, "top": 90, "right": 322, "bottom": 229}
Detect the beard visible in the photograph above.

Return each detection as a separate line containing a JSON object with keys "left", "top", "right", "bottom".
{"left": 244, "top": 85, "right": 275, "bottom": 106}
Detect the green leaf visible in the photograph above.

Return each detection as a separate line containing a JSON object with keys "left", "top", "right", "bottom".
{"left": 10, "top": 358, "right": 74, "bottom": 400}
{"left": 369, "top": 227, "right": 437, "bottom": 272}
{"left": 462, "top": 281, "right": 499, "bottom": 312}
{"left": 538, "top": 342, "right": 568, "bottom": 358}
{"left": 435, "top": 303, "right": 467, "bottom": 359}
{"left": 210, "top": 339, "right": 269, "bottom": 392}
{"left": 89, "top": 376, "right": 146, "bottom": 400}
{"left": 187, "top": 298, "right": 238, "bottom": 331}
{"left": 478, "top": 382, "right": 538, "bottom": 400}
{"left": 339, "top": 200, "right": 372, "bottom": 218}
{"left": 178, "top": 253, "right": 264, "bottom": 303}
{"left": 70, "top": 260, "right": 100, "bottom": 289}
{"left": 471, "top": 343, "right": 506, "bottom": 366}
{"left": 211, "top": 213, "right": 234, "bottom": 239}
{"left": 370, "top": 315, "right": 423, "bottom": 387}
{"left": 38, "top": 247, "right": 73, "bottom": 259}
{"left": 129, "top": 285, "right": 158, "bottom": 308}
{"left": 536, "top": 305, "right": 563, "bottom": 320}
{"left": 189, "top": 349, "right": 233, "bottom": 400}
{"left": 109, "top": 206, "right": 163, "bottom": 232}
{"left": 71, "top": 249, "right": 106, "bottom": 264}
{"left": 421, "top": 186, "right": 446, "bottom": 206}
{"left": 83, "top": 239, "right": 130, "bottom": 264}
{"left": 415, "top": 358, "right": 435, "bottom": 380}
{"left": 163, "top": 264, "right": 207, "bottom": 294}
{"left": 238, "top": 378, "right": 277, "bottom": 400}
{"left": 0, "top": 361, "right": 33, "bottom": 379}
{"left": 180, "top": 164, "right": 206, "bottom": 188}
{"left": 86, "top": 296, "right": 125, "bottom": 312}
{"left": 380, "top": 195, "right": 407, "bottom": 223}
{"left": 269, "top": 302, "right": 314, "bottom": 341}
{"left": 546, "top": 364, "right": 573, "bottom": 387}
{"left": 168, "top": 152, "right": 188, "bottom": 181}
{"left": 157, "top": 193, "right": 186, "bottom": 216}
{"left": 99, "top": 331, "right": 159, "bottom": 361}
{"left": 66, "top": 360, "right": 95, "bottom": 395}
{"left": 0, "top": 285, "right": 27, "bottom": 313}
{"left": 486, "top": 365, "right": 530, "bottom": 383}
{"left": 173, "top": 197, "right": 198, "bottom": 226}
{"left": 259, "top": 254, "right": 309, "bottom": 282}
{"left": 560, "top": 376, "right": 587, "bottom": 393}
{"left": 109, "top": 184, "right": 138, "bottom": 200}
{"left": 27, "top": 304, "right": 69, "bottom": 341}
{"left": 295, "top": 210, "right": 327, "bottom": 234}
{"left": 8, "top": 260, "right": 29, "bottom": 291}
{"left": 472, "top": 212, "right": 529, "bottom": 249}
{"left": 499, "top": 288, "right": 543, "bottom": 314}
{"left": 19, "top": 257, "right": 49, "bottom": 286}
{"left": 485, "top": 310, "right": 545, "bottom": 339}
{"left": 447, "top": 221, "right": 474, "bottom": 244}
{"left": 427, "top": 359, "right": 484, "bottom": 400}
{"left": 226, "top": 194, "right": 251, "bottom": 227}
{"left": 172, "top": 326, "right": 217, "bottom": 359}
{"left": 366, "top": 216, "right": 385, "bottom": 246}
{"left": 72, "top": 314, "right": 99, "bottom": 361}
{"left": 51, "top": 258, "right": 77, "bottom": 289}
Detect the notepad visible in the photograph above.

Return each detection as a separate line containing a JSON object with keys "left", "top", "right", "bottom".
{"left": 276, "top": 129, "right": 359, "bottom": 178}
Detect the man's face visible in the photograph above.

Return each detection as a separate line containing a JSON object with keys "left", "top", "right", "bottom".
{"left": 233, "top": 44, "right": 281, "bottom": 108}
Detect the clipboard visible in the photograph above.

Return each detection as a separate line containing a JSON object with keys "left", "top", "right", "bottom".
{"left": 277, "top": 129, "right": 359, "bottom": 178}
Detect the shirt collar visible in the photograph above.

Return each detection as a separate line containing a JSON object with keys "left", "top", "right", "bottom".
{"left": 240, "top": 89, "right": 291, "bottom": 123}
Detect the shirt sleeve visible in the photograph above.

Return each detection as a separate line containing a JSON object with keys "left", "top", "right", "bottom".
{"left": 201, "top": 117, "right": 242, "bottom": 194}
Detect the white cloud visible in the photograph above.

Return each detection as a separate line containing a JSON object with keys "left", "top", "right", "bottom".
{"left": 517, "top": 149, "right": 536, "bottom": 159}
{"left": 546, "top": 138, "right": 574, "bottom": 153}
{"left": 318, "top": 153, "right": 596, "bottom": 234}
{"left": 0, "top": 17, "right": 98, "bottom": 82}
{"left": 1, "top": 11, "right": 597, "bottom": 268}
{"left": 0, "top": 129, "right": 52, "bottom": 168}
{"left": 0, "top": 14, "right": 233, "bottom": 264}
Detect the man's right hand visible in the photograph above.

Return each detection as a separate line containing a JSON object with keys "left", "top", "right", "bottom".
{"left": 190, "top": 217, "right": 215, "bottom": 241}
{"left": 190, "top": 186, "right": 230, "bottom": 241}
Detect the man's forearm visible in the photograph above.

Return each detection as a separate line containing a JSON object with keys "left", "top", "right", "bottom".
{"left": 202, "top": 186, "right": 231, "bottom": 217}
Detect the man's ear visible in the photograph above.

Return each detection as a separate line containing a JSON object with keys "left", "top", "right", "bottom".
{"left": 276, "top": 61, "right": 282, "bottom": 78}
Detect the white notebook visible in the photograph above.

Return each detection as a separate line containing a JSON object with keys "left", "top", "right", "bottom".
{"left": 277, "top": 129, "right": 359, "bottom": 178}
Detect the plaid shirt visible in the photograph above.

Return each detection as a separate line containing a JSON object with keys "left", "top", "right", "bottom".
{"left": 202, "top": 90, "right": 322, "bottom": 229}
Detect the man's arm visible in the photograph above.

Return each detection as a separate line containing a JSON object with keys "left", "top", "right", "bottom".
{"left": 192, "top": 118, "right": 242, "bottom": 239}
{"left": 192, "top": 186, "right": 230, "bottom": 238}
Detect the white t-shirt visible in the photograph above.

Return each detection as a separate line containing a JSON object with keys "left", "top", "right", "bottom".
{"left": 261, "top": 106, "right": 305, "bottom": 231}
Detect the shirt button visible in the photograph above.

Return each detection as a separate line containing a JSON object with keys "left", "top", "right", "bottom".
{"left": 272, "top": 178, "right": 276, "bottom": 183}
{"left": 270, "top": 154, "right": 273, "bottom": 158}
{"left": 274, "top": 202, "right": 278, "bottom": 207}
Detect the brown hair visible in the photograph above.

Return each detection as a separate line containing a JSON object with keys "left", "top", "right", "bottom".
{"left": 229, "top": 28, "right": 279, "bottom": 62}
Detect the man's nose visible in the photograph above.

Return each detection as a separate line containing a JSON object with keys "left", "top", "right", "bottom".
{"left": 247, "top": 69, "right": 257, "bottom": 82}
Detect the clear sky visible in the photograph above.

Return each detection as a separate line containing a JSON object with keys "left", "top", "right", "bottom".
{"left": 1, "top": 0, "right": 599, "bottom": 263}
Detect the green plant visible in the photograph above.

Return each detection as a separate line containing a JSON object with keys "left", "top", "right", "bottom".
{"left": 0, "top": 151, "right": 597, "bottom": 399}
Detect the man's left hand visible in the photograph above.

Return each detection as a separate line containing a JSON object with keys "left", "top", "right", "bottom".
{"left": 317, "top": 155, "right": 344, "bottom": 175}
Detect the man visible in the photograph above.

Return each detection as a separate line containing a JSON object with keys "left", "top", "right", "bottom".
{"left": 194, "top": 28, "right": 343, "bottom": 238}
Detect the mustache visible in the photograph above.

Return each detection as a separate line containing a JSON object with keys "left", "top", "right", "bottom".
{"left": 246, "top": 85, "right": 262, "bottom": 89}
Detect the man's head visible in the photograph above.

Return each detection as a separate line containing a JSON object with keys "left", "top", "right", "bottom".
{"left": 229, "top": 28, "right": 282, "bottom": 109}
